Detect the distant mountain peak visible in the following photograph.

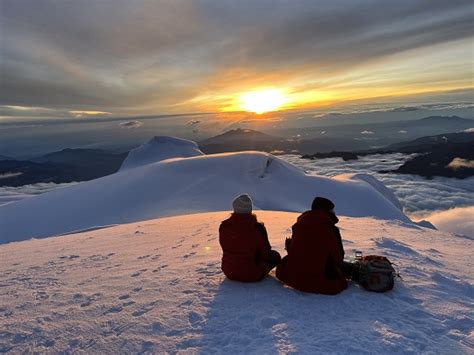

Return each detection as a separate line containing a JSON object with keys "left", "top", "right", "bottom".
{"left": 419, "top": 115, "right": 471, "bottom": 122}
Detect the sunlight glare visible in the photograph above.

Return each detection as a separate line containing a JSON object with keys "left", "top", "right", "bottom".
{"left": 239, "top": 89, "right": 288, "bottom": 114}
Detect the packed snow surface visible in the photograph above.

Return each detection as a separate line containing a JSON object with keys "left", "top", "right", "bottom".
{"left": 119, "top": 136, "right": 204, "bottom": 171}
{"left": 0, "top": 212, "right": 472, "bottom": 353}
{"left": 0, "top": 151, "right": 410, "bottom": 243}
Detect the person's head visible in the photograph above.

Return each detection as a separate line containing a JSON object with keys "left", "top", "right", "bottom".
{"left": 311, "top": 196, "right": 335, "bottom": 214}
{"left": 232, "top": 193, "right": 253, "bottom": 214}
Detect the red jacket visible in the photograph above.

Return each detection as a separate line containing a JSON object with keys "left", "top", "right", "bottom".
{"left": 276, "top": 210, "right": 347, "bottom": 295}
{"left": 219, "top": 213, "right": 271, "bottom": 282}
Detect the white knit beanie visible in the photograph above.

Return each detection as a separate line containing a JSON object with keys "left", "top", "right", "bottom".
{"left": 232, "top": 194, "right": 253, "bottom": 214}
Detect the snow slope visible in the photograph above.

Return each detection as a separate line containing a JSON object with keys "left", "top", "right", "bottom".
{"left": 119, "top": 136, "right": 204, "bottom": 171}
{"left": 0, "top": 151, "right": 410, "bottom": 243}
{"left": 0, "top": 212, "right": 472, "bottom": 353}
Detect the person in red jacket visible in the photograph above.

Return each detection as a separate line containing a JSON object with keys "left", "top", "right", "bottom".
{"left": 219, "top": 194, "right": 281, "bottom": 282}
{"left": 276, "top": 197, "right": 347, "bottom": 295}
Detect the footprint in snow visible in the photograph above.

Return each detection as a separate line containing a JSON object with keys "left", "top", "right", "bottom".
{"left": 131, "top": 269, "right": 148, "bottom": 277}
{"left": 180, "top": 299, "right": 193, "bottom": 306}
{"left": 169, "top": 278, "right": 180, "bottom": 286}
{"left": 188, "top": 311, "right": 204, "bottom": 326}
{"left": 35, "top": 291, "right": 49, "bottom": 300}
{"left": 103, "top": 305, "right": 123, "bottom": 315}
{"left": 183, "top": 252, "right": 196, "bottom": 259}
{"left": 137, "top": 255, "right": 151, "bottom": 260}
{"left": 118, "top": 294, "right": 130, "bottom": 300}
{"left": 101, "top": 320, "right": 132, "bottom": 337}
{"left": 73, "top": 292, "right": 102, "bottom": 307}
{"left": 132, "top": 301, "right": 158, "bottom": 317}
{"left": 152, "top": 264, "right": 169, "bottom": 273}
{"left": 151, "top": 322, "right": 162, "bottom": 332}
{"left": 59, "top": 255, "right": 80, "bottom": 260}
{"left": 89, "top": 254, "right": 109, "bottom": 262}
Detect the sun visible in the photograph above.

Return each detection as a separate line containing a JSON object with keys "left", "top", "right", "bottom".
{"left": 239, "top": 89, "right": 288, "bottom": 114}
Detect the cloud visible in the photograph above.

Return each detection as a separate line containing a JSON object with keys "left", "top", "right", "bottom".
{"left": 360, "top": 130, "right": 374, "bottom": 135}
{"left": 0, "top": 172, "right": 23, "bottom": 180}
{"left": 1, "top": 0, "right": 473, "bottom": 115}
{"left": 398, "top": 130, "right": 408, "bottom": 134}
{"left": 70, "top": 110, "right": 111, "bottom": 118}
{"left": 283, "top": 152, "right": 474, "bottom": 219}
{"left": 446, "top": 158, "right": 474, "bottom": 169}
{"left": 119, "top": 120, "right": 143, "bottom": 129}
{"left": 464, "top": 128, "right": 474, "bottom": 133}
{"left": 423, "top": 206, "right": 474, "bottom": 237}
{"left": 390, "top": 107, "right": 419, "bottom": 112}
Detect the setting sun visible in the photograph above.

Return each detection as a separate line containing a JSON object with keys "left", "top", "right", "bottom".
{"left": 239, "top": 89, "right": 288, "bottom": 114}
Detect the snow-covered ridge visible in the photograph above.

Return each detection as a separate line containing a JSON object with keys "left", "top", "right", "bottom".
{"left": 120, "top": 136, "right": 204, "bottom": 171}
{"left": 0, "top": 137, "right": 410, "bottom": 243}
{"left": 0, "top": 212, "right": 471, "bottom": 353}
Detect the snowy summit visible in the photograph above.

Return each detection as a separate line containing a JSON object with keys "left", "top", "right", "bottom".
{"left": 1, "top": 137, "right": 410, "bottom": 243}
{"left": 0, "top": 137, "right": 472, "bottom": 353}
{"left": 119, "top": 136, "right": 204, "bottom": 171}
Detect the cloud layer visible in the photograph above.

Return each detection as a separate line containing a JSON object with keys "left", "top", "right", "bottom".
{"left": 424, "top": 206, "right": 474, "bottom": 237}
{"left": 283, "top": 153, "right": 474, "bottom": 218}
{"left": 1, "top": 0, "right": 473, "bottom": 116}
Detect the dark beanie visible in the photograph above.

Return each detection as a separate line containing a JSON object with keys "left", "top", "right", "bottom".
{"left": 311, "top": 197, "right": 335, "bottom": 211}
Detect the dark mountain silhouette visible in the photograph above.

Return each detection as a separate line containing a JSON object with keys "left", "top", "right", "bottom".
{"left": 0, "top": 149, "right": 127, "bottom": 186}
{"left": 198, "top": 129, "right": 297, "bottom": 154}
{"left": 198, "top": 128, "right": 370, "bottom": 154}
{"left": 383, "top": 141, "right": 474, "bottom": 179}
{"left": 31, "top": 148, "right": 127, "bottom": 168}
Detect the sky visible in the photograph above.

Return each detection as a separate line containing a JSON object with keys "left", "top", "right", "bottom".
{"left": 1, "top": 0, "right": 473, "bottom": 120}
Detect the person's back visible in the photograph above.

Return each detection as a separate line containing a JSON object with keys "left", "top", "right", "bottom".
{"left": 219, "top": 194, "right": 280, "bottom": 282}
{"left": 276, "top": 197, "right": 347, "bottom": 295}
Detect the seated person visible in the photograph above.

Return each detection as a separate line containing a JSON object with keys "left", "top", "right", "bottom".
{"left": 219, "top": 194, "right": 281, "bottom": 282}
{"left": 276, "top": 197, "right": 347, "bottom": 295}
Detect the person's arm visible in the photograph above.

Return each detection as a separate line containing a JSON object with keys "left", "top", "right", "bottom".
{"left": 255, "top": 222, "right": 271, "bottom": 263}
{"left": 255, "top": 222, "right": 271, "bottom": 250}
{"left": 324, "top": 225, "right": 342, "bottom": 263}
{"left": 334, "top": 226, "right": 345, "bottom": 259}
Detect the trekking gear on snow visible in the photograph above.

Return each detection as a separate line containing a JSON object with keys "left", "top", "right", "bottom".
{"left": 345, "top": 253, "right": 397, "bottom": 292}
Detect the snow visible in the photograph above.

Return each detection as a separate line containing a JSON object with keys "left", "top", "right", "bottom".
{"left": 0, "top": 151, "right": 410, "bottom": 243}
{"left": 0, "top": 211, "right": 472, "bottom": 354}
{"left": 119, "top": 136, "right": 204, "bottom": 171}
